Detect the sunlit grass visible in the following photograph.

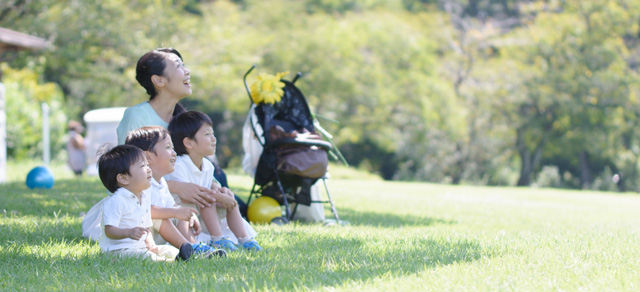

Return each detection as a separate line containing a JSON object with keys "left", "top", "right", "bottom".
{"left": 5, "top": 159, "right": 78, "bottom": 183}
{"left": 2, "top": 161, "right": 640, "bottom": 290}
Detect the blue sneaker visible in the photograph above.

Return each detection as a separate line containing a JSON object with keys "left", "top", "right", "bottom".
{"left": 210, "top": 237, "right": 238, "bottom": 252}
{"left": 241, "top": 238, "right": 263, "bottom": 251}
{"left": 192, "top": 242, "right": 227, "bottom": 258}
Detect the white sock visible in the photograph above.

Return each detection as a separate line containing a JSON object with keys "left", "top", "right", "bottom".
{"left": 212, "top": 235, "right": 226, "bottom": 242}
{"left": 238, "top": 237, "right": 252, "bottom": 244}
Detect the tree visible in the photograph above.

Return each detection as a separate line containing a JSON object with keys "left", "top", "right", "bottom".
{"left": 499, "top": 0, "right": 640, "bottom": 187}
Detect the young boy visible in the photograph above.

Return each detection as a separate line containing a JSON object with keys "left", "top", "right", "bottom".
{"left": 125, "top": 126, "right": 226, "bottom": 258}
{"left": 166, "top": 111, "right": 262, "bottom": 251}
{"left": 97, "top": 145, "right": 192, "bottom": 261}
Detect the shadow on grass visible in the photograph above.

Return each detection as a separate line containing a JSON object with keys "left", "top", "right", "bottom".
{"left": 0, "top": 178, "right": 105, "bottom": 217}
{"left": 0, "top": 229, "right": 490, "bottom": 291}
{"left": 334, "top": 207, "right": 456, "bottom": 227}
{"left": 215, "top": 230, "right": 491, "bottom": 290}
{"left": 251, "top": 234, "right": 487, "bottom": 291}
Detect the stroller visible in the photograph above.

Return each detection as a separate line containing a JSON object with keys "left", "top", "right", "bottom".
{"left": 242, "top": 65, "right": 342, "bottom": 223}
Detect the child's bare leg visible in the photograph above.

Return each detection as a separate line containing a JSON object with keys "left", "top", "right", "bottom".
{"left": 200, "top": 205, "right": 223, "bottom": 237}
{"left": 227, "top": 206, "right": 248, "bottom": 239}
{"left": 176, "top": 220, "right": 197, "bottom": 243}
{"left": 159, "top": 219, "right": 191, "bottom": 248}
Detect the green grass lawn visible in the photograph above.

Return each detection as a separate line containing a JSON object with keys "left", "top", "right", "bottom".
{"left": 2, "top": 162, "right": 640, "bottom": 291}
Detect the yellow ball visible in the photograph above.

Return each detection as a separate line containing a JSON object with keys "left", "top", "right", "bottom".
{"left": 248, "top": 196, "right": 282, "bottom": 224}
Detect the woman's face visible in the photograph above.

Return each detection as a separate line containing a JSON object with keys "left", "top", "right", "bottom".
{"left": 160, "top": 53, "right": 191, "bottom": 99}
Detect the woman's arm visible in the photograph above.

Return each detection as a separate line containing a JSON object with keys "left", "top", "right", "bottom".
{"left": 166, "top": 180, "right": 216, "bottom": 208}
{"left": 71, "top": 133, "right": 85, "bottom": 150}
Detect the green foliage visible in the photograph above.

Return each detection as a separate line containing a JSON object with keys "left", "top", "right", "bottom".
{"left": 2, "top": 64, "right": 67, "bottom": 161}
{"left": 2, "top": 0, "right": 640, "bottom": 188}
{"left": 495, "top": 0, "right": 640, "bottom": 188}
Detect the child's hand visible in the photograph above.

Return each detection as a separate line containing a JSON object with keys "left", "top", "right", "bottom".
{"left": 175, "top": 207, "right": 198, "bottom": 222}
{"left": 145, "top": 233, "right": 159, "bottom": 253}
{"left": 189, "top": 214, "right": 201, "bottom": 235}
{"left": 146, "top": 240, "right": 159, "bottom": 253}
{"left": 215, "top": 191, "right": 237, "bottom": 210}
{"left": 220, "top": 187, "right": 235, "bottom": 198}
{"left": 128, "top": 227, "right": 149, "bottom": 241}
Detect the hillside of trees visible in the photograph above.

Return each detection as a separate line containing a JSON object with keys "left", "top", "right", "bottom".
{"left": 2, "top": 0, "right": 640, "bottom": 191}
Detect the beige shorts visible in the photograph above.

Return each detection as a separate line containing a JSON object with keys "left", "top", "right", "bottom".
{"left": 172, "top": 200, "right": 226, "bottom": 236}
{"left": 151, "top": 218, "right": 179, "bottom": 245}
{"left": 107, "top": 245, "right": 178, "bottom": 262}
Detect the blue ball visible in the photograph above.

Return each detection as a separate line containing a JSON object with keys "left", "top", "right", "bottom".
{"left": 26, "top": 166, "right": 55, "bottom": 189}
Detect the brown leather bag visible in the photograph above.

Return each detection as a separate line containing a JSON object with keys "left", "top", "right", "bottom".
{"left": 277, "top": 146, "right": 328, "bottom": 178}
{"left": 269, "top": 125, "right": 328, "bottom": 178}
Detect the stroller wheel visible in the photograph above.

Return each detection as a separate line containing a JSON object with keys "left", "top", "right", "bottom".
{"left": 270, "top": 216, "right": 289, "bottom": 225}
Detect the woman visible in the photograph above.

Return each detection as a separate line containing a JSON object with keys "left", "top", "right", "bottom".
{"left": 66, "top": 120, "right": 86, "bottom": 176}
{"left": 116, "top": 48, "right": 215, "bottom": 208}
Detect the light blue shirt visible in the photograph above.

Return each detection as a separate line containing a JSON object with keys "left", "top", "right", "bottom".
{"left": 116, "top": 101, "right": 169, "bottom": 145}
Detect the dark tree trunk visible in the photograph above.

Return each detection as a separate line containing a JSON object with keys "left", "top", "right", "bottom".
{"left": 516, "top": 128, "right": 533, "bottom": 186}
{"left": 579, "top": 150, "right": 592, "bottom": 189}
{"left": 516, "top": 126, "right": 548, "bottom": 186}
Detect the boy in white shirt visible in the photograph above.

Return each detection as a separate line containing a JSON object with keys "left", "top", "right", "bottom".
{"left": 166, "top": 111, "right": 262, "bottom": 251}
{"left": 124, "top": 126, "right": 226, "bottom": 258}
{"left": 97, "top": 145, "right": 192, "bottom": 261}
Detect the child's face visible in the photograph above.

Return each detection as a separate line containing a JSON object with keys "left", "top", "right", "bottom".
{"left": 149, "top": 135, "right": 177, "bottom": 178}
{"left": 121, "top": 156, "right": 152, "bottom": 194}
{"left": 188, "top": 124, "right": 217, "bottom": 157}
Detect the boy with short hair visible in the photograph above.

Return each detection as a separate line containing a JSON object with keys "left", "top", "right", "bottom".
{"left": 167, "top": 111, "right": 262, "bottom": 251}
{"left": 125, "top": 126, "right": 226, "bottom": 258}
{"left": 97, "top": 145, "right": 192, "bottom": 261}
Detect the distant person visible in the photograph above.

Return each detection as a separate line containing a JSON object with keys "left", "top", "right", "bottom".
{"left": 166, "top": 110, "right": 262, "bottom": 251}
{"left": 116, "top": 48, "right": 216, "bottom": 210}
{"left": 97, "top": 144, "right": 193, "bottom": 262}
{"left": 66, "top": 121, "right": 86, "bottom": 176}
{"left": 125, "top": 126, "right": 226, "bottom": 258}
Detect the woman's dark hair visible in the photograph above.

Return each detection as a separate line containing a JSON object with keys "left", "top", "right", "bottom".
{"left": 135, "top": 48, "right": 186, "bottom": 116}
{"left": 98, "top": 145, "right": 145, "bottom": 193}
{"left": 168, "top": 111, "right": 213, "bottom": 156}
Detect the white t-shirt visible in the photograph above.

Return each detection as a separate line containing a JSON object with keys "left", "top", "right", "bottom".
{"left": 164, "top": 155, "right": 261, "bottom": 243}
{"left": 149, "top": 177, "right": 176, "bottom": 209}
{"left": 99, "top": 187, "right": 152, "bottom": 252}
{"left": 164, "top": 155, "right": 217, "bottom": 195}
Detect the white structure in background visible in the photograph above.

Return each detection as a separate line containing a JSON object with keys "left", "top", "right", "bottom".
{"left": 83, "top": 107, "right": 126, "bottom": 176}
{"left": 41, "top": 103, "right": 50, "bottom": 165}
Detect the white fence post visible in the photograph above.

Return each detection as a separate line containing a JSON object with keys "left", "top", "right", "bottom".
{"left": 42, "top": 102, "right": 50, "bottom": 166}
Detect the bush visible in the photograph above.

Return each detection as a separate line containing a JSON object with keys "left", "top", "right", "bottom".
{"left": 3, "top": 63, "right": 67, "bottom": 161}
{"left": 533, "top": 165, "right": 563, "bottom": 189}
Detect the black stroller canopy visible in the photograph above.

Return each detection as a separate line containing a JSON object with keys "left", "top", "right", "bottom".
{"left": 255, "top": 80, "right": 315, "bottom": 142}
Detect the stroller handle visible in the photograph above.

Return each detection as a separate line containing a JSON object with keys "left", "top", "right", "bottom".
{"left": 292, "top": 72, "right": 302, "bottom": 84}
{"left": 243, "top": 65, "right": 257, "bottom": 104}
{"left": 243, "top": 65, "right": 265, "bottom": 147}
